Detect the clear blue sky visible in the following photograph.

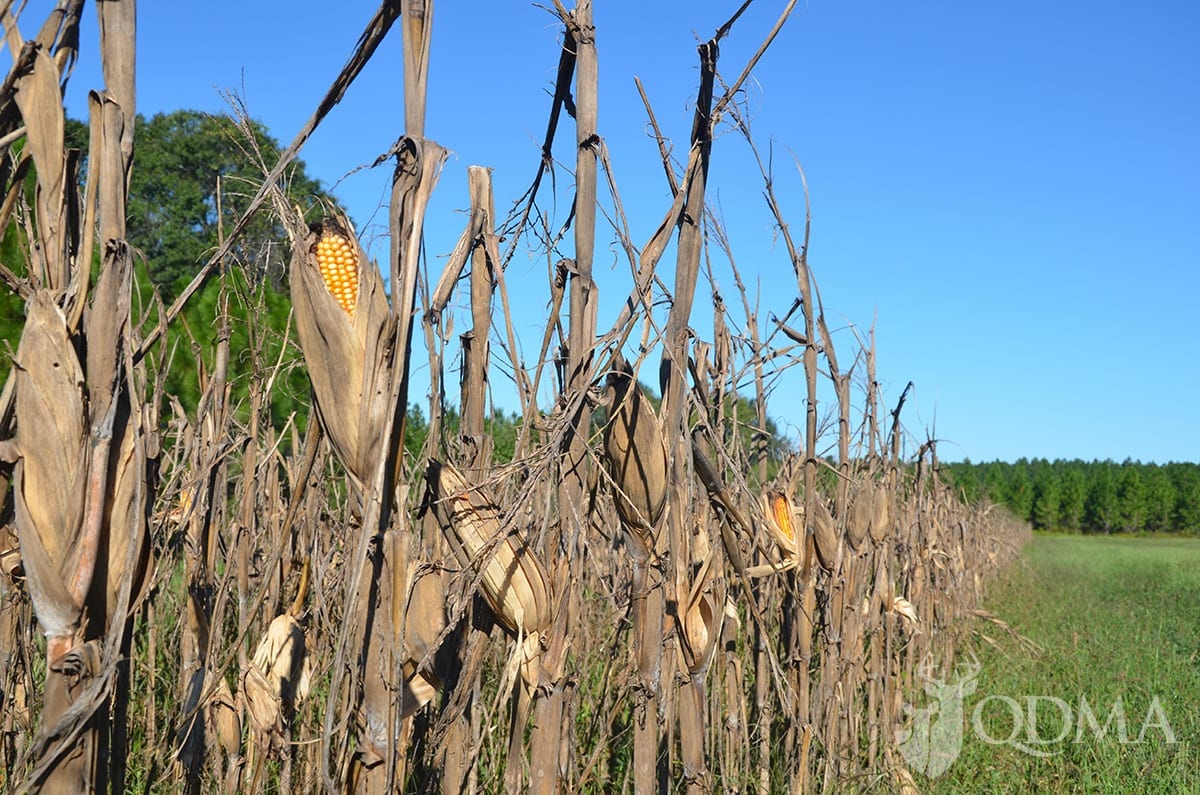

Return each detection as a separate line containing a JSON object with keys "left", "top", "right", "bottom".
{"left": 31, "top": 1, "right": 1200, "bottom": 464}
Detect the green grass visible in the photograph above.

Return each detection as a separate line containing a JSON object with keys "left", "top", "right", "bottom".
{"left": 922, "top": 534, "right": 1200, "bottom": 794}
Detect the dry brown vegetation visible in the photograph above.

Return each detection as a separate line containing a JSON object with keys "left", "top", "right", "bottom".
{"left": 0, "top": 2, "right": 1030, "bottom": 792}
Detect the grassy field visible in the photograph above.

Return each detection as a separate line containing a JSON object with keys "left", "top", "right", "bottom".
{"left": 924, "top": 534, "right": 1200, "bottom": 793}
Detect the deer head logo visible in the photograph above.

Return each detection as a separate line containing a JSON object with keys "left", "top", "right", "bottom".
{"left": 896, "top": 650, "right": 981, "bottom": 778}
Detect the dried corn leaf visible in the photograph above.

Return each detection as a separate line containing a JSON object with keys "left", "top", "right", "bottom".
{"left": 425, "top": 461, "right": 552, "bottom": 637}
{"left": 890, "top": 596, "right": 919, "bottom": 631}
{"left": 743, "top": 558, "right": 798, "bottom": 578}
{"left": 13, "top": 44, "right": 68, "bottom": 287}
{"left": 399, "top": 665, "right": 438, "bottom": 718}
{"left": 892, "top": 763, "right": 922, "bottom": 795}
{"left": 0, "top": 523, "right": 21, "bottom": 580}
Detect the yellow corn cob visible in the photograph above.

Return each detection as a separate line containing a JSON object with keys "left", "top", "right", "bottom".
{"left": 768, "top": 491, "right": 796, "bottom": 545}
{"left": 315, "top": 231, "right": 359, "bottom": 315}
{"left": 761, "top": 491, "right": 798, "bottom": 559}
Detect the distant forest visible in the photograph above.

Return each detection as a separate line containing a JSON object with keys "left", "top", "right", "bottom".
{"left": 942, "top": 459, "right": 1200, "bottom": 534}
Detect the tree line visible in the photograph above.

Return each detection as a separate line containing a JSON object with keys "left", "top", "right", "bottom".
{"left": 942, "top": 458, "right": 1200, "bottom": 534}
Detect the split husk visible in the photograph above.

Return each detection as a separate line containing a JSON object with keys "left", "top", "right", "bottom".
{"left": 288, "top": 216, "right": 394, "bottom": 490}
{"left": 424, "top": 461, "right": 552, "bottom": 638}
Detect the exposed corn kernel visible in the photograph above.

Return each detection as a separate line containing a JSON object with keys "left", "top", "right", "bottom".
{"left": 769, "top": 491, "right": 795, "bottom": 543}
{"left": 315, "top": 232, "right": 359, "bottom": 315}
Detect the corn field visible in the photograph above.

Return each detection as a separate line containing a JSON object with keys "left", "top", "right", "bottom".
{"left": 0, "top": 2, "right": 1030, "bottom": 793}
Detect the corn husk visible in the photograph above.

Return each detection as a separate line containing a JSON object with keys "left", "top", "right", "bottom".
{"left": 208, "top": 676, "right": 242, "bottom": 759}
{"left": 399, "top": 564, "right": 450, "bottom": 716}
{"left": 243, "top": 613, "right": 311, "bottom": 755}
{"left": 868, "top": 482, "right": 891, "bottom": 544}
{"left": 872, "top": 555, "right": 892, "bottom": 617}
{"left": 763, "top": 491, "right": 799, "bottom": 559}
{"left": 847, "top": 482, "right": 872, "bottom": 551}
{"left": 679, "top": 555, "right": 724, "bottom": 675}
{"left": 425, "top": 461, "right": 552, "bottom": 637}
{"left": 289, "top": 216, "right": 393, "bottom": 490}
{"left": 100, "top": 400, "right": 154, "bottom": 625}
{"left": 82, "top": 248, "right": 153, "bottom": 628}
{"left": 602, "top": 357, "right": 668, "bottom": 554}
{"left": 810, "top": 496, "right": 839, "bottom": 571}
{"left": 744, "top": 491, "right": 802, "bottom": 577}
{"left": 11, "top": 291, "right": 87, "bottom": 642}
